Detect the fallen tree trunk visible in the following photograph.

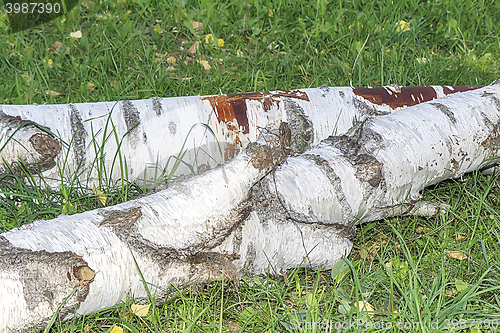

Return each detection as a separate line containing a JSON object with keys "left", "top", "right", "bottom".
{"left": 0, "top": 83, "right": 497, "bottom": 332}
{"left": 0, "top": 85, "right": 479, "bottom": 187}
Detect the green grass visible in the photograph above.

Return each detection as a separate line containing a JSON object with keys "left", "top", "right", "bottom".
{"left": 1, "top": 0, "right": 500, "bottom": 332}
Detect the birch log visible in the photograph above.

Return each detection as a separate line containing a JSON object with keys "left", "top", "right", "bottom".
{"left": 0, "top": 85, "right": 479, "bottom": 187}
{"left": 0, "top": 83, "right": 496, "bottom": 332}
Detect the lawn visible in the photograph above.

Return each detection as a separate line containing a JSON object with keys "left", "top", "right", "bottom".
{"left": 1, "top": 0, "right": 500, "bottom": 332}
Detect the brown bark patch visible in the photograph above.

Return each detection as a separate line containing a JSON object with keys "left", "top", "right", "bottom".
{"left": 353, "top": 85, "right": 481, "bottom": 108}
{"left": 201, "top": 89, "right": 309, "bottom": 137}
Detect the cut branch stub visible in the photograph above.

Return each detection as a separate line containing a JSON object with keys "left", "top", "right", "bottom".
{"left": 0, "top": 111, "right": 61, "bottom": 176}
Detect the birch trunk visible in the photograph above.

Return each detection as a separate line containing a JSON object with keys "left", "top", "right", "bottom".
{"left": 0, "top": 85, "right": 478, "bottom": 187}
{"left": 0, "top": 83, "right": 497, "bottom": 332}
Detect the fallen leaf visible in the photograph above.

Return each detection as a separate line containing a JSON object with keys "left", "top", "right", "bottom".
{"left": 456, "top": 233, "right": 466, "bottom": 240}
{"left": 445, "top": 289, "right": 457, "bottom": 297}
{"left": 359, "top": 240, "right": 386, "bottom": 259}
{"left": 92, "top": 184, "right": 107, "bottom": 206}
{"left": 167, "top": 56, "right": 176, "bottom": 64}
{"left": 110, "top": 325, "right": 123, "bottom": 333}
{"left": 187, "top": 41, "right": 199, "bottom": 54}
{"left": 357, "top": 301, "right": 375, "bottom": 316}
{"left": 87, "top": 82, "right": 96, "bottom": 90}
{"left": 190, "top": 20, "right": 204, "bottom": 33}
{"left": 131, "top": 303, "right": 150, "bottom": 317}
{"left": 198, "top": 59, "right": 211, "bottom": 70}
{"left": 69, "top": 30, "right": 82, "bottom": 38}
{"left": 45, "top": 90, "right": 60, "bottom": 97}
{"left": 455, "top": 278, "right": 469, "bottom": 292}
{"left": 110, "top": 80, "right": 121, "bottom": 89}
{"left": 447, "top": 250, "right": 467, "bottom": 260}
{"left": 48, "top": 41, "right": 62, "bottom": 55}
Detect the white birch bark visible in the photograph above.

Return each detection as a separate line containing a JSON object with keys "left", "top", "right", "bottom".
{"left": 0, "top": 85, "right": 476, "bottom": 187}
{"left": 0, "top": 83, "right": 496, "bottom": 331}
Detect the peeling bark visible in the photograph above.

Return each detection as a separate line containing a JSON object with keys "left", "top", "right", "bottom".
{"left": 0, "top": 85, "right": 479, "bottom": 187}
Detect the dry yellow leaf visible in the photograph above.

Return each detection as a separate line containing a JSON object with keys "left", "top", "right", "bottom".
{"left": 445, "top": 289, "right": 458, "bottom": 297}
{"left": 110, "top": 80, "right": 121, "bottom": 89}
{"left": 456, "top": 233, "right": 466, "bottom": 240}
{"left": 45, "top": 90, "right": 60, "bottom": 97}
{"left": 357, "top": 301, "right": 375, "bottom": 316}
{"left": 87, "top": 82, "right": 96, "bottom": 90}
{"left": 167, "top": 56, "right": 176, "bottom": 64}
{"left": 109, "top": 325, "right": 123, "bottom": 333}
{"left": 92, "top": 184, "right": 107, "bottom": 206}
{"left": 447, "top": 250, "right": 467, "bottom": 260}
{"left": 131, "top": 303, "right": 150, "bottom": 317}
{"left": 198, "top": 59, "right": 211, "bottom": 70}
{"left": 70, "top": 30, "right": 82, "bottom": 38}
{"left": 187, "top": 41, "right": 199, "bottom": 54}
{"left": 190, "top": 20, "right": 204, "bottom": 33}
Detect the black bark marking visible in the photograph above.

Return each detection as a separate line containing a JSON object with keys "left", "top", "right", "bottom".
{"left": 152, "top": 97, "right": 162, "bottom": 116}
{"left": 431, "top": 102, "right": 457, "bottom": 124}
{"left": 353, "top": 98, "right": 390, "bottom": 117}
{"left": 98, "top": 204, "right": 248, "bottom": 280}
{"left": 324, "top": 119, "right": 384, "bottom": 157}
{"left": 481, "top": 119, "right": 500, "bottom": 155}
{"left": 168, "top": 121, "right": 177, "bottom": 135}
{"left": 284, "top": 98, "right": 314, "bottom": 155}
{"left": 243, "top": 242, "right": 256, "bottom": 274}
{"left": 352, "top": 154, "right": 384, "bottom": 188}
{"left": 0, "top": 236, "right": 92, "bottom": 331}
{"left": 246, "top": 123, "right": 290, "bottom": 170}
{"left": 319, "top": 85, "right": 330, "bottom": 97}
{"left": 69, "top": 104, "right": 87, "bottom": 170}
{"left": 302, "top": 153, "right": 354, "bottom": 225}
{"left": 251, "top": 176, "right": 356, "bottom": 240}
{"left": 121, "top": 100, "right": 141, "bottom": 148}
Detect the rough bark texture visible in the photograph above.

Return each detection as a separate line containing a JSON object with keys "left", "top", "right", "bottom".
{"left": 0, "top": 83, "right": 497, "bottom": 332}
{"left": 0, "top": 123, "right": 291, "bottom": 332}
{"left": 0, "top": 85, "right": 479, "bottom": 187}
{"left": 0, "top": 111, "right": 61, "bottom": 176}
